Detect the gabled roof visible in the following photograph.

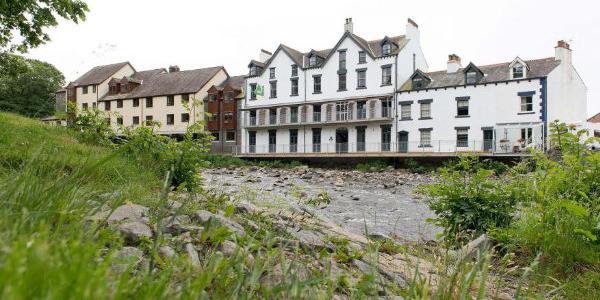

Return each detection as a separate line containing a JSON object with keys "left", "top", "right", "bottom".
{"left": 400, "top": 57, "right": 560, "bottom": 91}
{"left": 588, "top": 112, "right": 600, "bottom": 123}
{"left": 219, "top": 75, "right": 245, "bottom": 90}
{"left": 248, "top": 60, "right": 265, "bottom": 68}
{"left": 101, "top": 66, "right": 224, "bottom": 101}
{"left": 73, "top": 62, "right": 134, "bottom": 86}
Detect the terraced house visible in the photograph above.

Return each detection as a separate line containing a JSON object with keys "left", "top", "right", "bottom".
{"left": 69, "top": 63, "right": 229, "bottom": 136}
{"left": 205, "top": 75, "right": 245, "bottom": 153}
{"left": 241, "top": 18, "right": 428, "bottom": 154}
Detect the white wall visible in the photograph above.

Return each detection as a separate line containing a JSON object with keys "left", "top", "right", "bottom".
{"left": 547, "top": 59, "right": 588, "bottom": 125}
{"left": 76, "top": 64, "right": 135, "bottom": 109}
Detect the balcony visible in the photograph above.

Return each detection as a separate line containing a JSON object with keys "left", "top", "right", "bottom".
{"left": 382, "top": 107, "right": 391, "bottom": 118}
{"left": 313, "top": 112, "right": 321, "bottom": 122}
{"left": 249, "top": 117, "right": 256, "bottom": 126}
{"left": 357, "top": 108, "right": 367, "bottom": 120}
{"left": 269, "top": 115, "right": 277, "bottom": 125}
{"left": 290, "top": 114, "right": 298, "bottom": 123}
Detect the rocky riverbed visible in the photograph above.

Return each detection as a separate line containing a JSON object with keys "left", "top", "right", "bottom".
{"left": 203, "top": 166, "right": 442, "bottom": 242}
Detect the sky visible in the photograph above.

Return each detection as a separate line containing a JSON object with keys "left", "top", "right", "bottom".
{"left": 25, "top": 0, "right": 599, "bottom": 116}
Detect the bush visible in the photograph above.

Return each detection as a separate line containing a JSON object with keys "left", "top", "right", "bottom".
{"left": 404, "top": 158, "right": 427, "bottom": 173}
{"left": 355, "top": 160, "right": 389, "bottom": 172}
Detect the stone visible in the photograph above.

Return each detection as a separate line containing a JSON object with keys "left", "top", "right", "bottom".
{"left": 234, "top": 202, "right": 259, "bottom": 214}
{"left": 220, "top": 240, "right": 238, "bottom": 256}
{"left": 460, "top": 234, "right": 489, "bottom": 261}
{"left": 351, "top": 195, "right": 360, "bottom": 201}
{"left": 159, "top": 215, "right": 191, "bottom": 234}
{"left": 119, "top": 221, "right": 153, "bottom": 243}
{"left": 193, "top": 210, "right": 246, "bottom": 236}
{"left": 108, "top": 204, "right": 149, "bottom": 225}
{"left": 113, "top": 246, "right": 144, "bottom": 272}
{"left": 333, "top": 177, "right": 345, "bottom": 187}
{"left": 158, "top": 245, "right": 176, "bottom": 258}
{"left": 185, "top": 243, "right": 200, "bottom": 267}
{"left": 167, "top": 200, "right": 183, "bottom": 210}
{"left": 287, "top": 229, "right": 326, "bottom": 249}
{"left": 368, "top": 232, "right": 392, "bottom": 241}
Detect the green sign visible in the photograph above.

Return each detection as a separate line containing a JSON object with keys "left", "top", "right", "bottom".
{"left": 255, "top": 85, "right": 264, "bottom": 96}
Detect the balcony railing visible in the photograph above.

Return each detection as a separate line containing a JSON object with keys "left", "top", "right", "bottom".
{"left": 290, "top": 114, "right": 298, "bottom": 123}
{"left": 269, "top": 115, "right": 277, "bottom": 125}
{"left": 357, "top": 109, "right": 367, "bottom": 120}
{"left": 313, "top": 112, "right": 321, "bottom": 122}
{"left": 382, "top": 107, "right": 391, "bottom": 118}
{"left": 249, "top": 117, "right": 256, "bottom": 126}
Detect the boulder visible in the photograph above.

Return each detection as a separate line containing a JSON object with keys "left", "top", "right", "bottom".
{"left": 220, "top": 240, "right": 238, "bottom": 256}
{"left": 119, "top": 221, "right": 153, "bottom": 243}
{"left": 185, "top": 243, "right": 200, "bottom": 267}
{"left": 159, "top": 215, "right": 191, "bottom": 234}
{"left": 193, "top": 210, "right": 246, "bottom": 236}
{"left": 108, "top": 204, "right": 149, "bottom": 225}
{"left": 460, "top": 234, "right": 489, "bottom": 261}
{"left": 234, "top": 202, "right": 259, "bottom": 214}
{"left": 113, "top": 246, "right": 144, "bottom": 272}
{"left": 158, "top": 245, "right": 176, "bottom": 258}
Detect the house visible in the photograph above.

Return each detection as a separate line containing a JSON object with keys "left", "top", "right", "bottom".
{"left": 396, "top": 40, "right": 587, "bottom": 154}
{"left": 71, "top": 62, "right": 137, "bottom": 111}
{"left": 205, "top": 75, "right": 245, "bottom": 153}
{"left": 241, "top": 18, "right": 428, "bottom": 154}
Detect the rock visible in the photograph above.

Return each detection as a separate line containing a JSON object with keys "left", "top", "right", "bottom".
{"left": 158, "top": 246, "right": 176, "bottom": 258}
{"left": 333, "top": 177, "right": 345, "bottom": 187}
{"left": 113, "top": 246, "right": 144, "bottom": 272}
{"left": 234, "top": 202, "right": 259, "bottom": 214}
{"left": 220, "top": 240, "right": 238, "bottom": 256}
{"left": 193, "top": 210, "right": 246, "bottom": 236}
{"left": 351, "top": 195, "right": 360, "bottom": 201}
{"left": 108, "top": 204, "right": 149, "bottom": 225}
{"left": 287, "top": 229, "right": 326, "bottom": 249}
{"left": 119, "top": 221, "right": 153, "bottom": 243}
{"left": 459, "top": 234, "right": 489, "bottom": 261}
{"left": 167, "top": 200, "right": 183, "bottom": 210}
{"left": 185, "top": 243, "right": 200, "bottom": 267}
{"left": 249, "top": 166, "right": 258, "bottom": 172}
{"left": 368, "top": 232, "right": 392, "bottom": 241}
{"left": 159, "top": 215, "right": 191, "bottom": 234}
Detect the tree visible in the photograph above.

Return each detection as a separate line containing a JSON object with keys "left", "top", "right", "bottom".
{"left": 0, "top": 0, "right": 89, "bottom": 52}
{"left": 0, "top": 53, "right": 65, "bottom": 117}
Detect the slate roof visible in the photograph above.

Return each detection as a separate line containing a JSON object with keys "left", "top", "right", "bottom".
{"left": 101, "top": 66, "right": 223, "bottom": 101}
{"left": 400, "top": 57, "right": 561, "bottom": 91}
{"left": 588, "top": 112, "right": 600, "bottom": 123}
{"left": 73, "top": 62, "right": 133, "bottom": 86}
{"left": 219, "top": 75, "right": 245, "bottom": 90}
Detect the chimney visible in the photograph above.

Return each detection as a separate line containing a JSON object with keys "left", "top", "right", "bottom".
{"left": 447, "top": 54, "right": 462, "bottom": 73}
{"left": 555, "top": 40, "right": 572, "bottom": 65}
{"left": 168, "top": 65, "right": 180, "bottom": 72}
{"left": 406, "top": 18, "right": 420, "bottom": 41}
{"left": 259, "top": 49, "right": 272, "bottom": 63}
{"left": 344, "top": 18, "right": 354, "bottom": 34}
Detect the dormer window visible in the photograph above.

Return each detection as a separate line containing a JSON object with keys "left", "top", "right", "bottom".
{"left": 466, "top": 71, "right": 478, "bottom": 84}
{"left": 513, "top": 64, "right": 524, "bottom": 79}
{"left": 269, "top": 67, "right": 275, "bottom": 79}
{"left": 413, "top": 77, "right": 423, "bottom": 89}
{"left": 249, "top": 66, "right": 258, "bottom": 76}
{"left": 309, "top": 55, "right": 318, "bottom": 67}
{"left": 382, "top": 43, "right": 391, "bottom": 56}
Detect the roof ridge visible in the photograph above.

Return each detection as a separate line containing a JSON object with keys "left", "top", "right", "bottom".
{"left": 424, "top": 57, "right": 556, "bottom": 75}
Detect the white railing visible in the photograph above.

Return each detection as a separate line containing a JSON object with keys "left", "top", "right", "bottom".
{"left": 234, "top": 139, "right": 544, "bottom": 155}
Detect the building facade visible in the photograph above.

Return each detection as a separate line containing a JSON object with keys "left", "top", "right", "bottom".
{"left": 241, "top": 18, "right": 428, "bottom": 154}
{"left": 205, "top": 76, "right": 245, "bottom": 153}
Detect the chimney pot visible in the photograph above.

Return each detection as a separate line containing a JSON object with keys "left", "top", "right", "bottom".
{"left": 557, "top": 40, "right": 570, "bottom": 50}
{"left": 168, "top": 65, "right": 180, "bottom": 72}
{"left": 344, "top": 17, "right": 354, "bottom": 33}
{"left": 447, "top": 54, "right": 462, "bottom": 73}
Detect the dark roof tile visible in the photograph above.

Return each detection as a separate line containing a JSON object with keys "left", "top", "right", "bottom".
{"left": 74, "top": 62, "right": 132, "bottom": 86}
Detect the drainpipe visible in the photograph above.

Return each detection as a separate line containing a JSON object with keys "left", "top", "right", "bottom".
{"left": 303, "top": 66, "right": 307, "bottom": 153}
{"left": 394, "top": 54, "right": 399, "bottom": 152}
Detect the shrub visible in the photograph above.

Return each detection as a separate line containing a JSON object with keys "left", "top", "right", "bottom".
{"left": 404, "top": 158, "right": 427, "bottom": 174}
{"left": 355, "top": 160, "right": 388, "bottom": 172}
{"left": 68, "top": 106, "right": 115, "bottom": 146}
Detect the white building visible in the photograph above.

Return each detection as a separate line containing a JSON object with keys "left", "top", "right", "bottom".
{"left": 241, "top": 18, "right": 428, "bottom": 154}
{"left": 396, "top": 40, "right": 587, "bottom": 154}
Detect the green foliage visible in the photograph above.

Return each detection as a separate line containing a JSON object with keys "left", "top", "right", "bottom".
{"left": 69, "top": 105, "right": 115, "bottom": 146}
{"left": 0, "top": 53, "right": 64, "bottom": 117}
{"left": 305, "top": 190, "right": 331, "bottom": 207}
{"left": 404, "top": 158, "right": 428, "bottom": 174}
{"left": 198, "top": 154, "right": 250, "bottom": 168}
{"left": 257, "top": 159, "right": 304, "bottom": 169}
{"left": 355, "top": 160, "right": 389, "bottom": 172}
{"left": 421, "top": 156, "right": 519, "bottom": 245}
{"left": 0, "top": 0, "right": 89, "bottom": 52}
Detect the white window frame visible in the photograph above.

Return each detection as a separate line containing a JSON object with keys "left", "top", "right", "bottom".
{"left": 400, "top": 104, "right": 411, "bottom": 120}
{"left": 520, "top": 96, "right": 533, "bottom": 112}
{"left": 420, "top": 103, "right": 431, "bottom": 118}
{"left": 419, "top": 130, "right": 432, "bottom": 147}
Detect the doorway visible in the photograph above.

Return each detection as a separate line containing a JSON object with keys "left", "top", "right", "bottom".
{"left": 398, "top": 131, "right": 408, "bottom": 153}
{"left": 483, "top": 129, "right": 494, "bottom": 152}
{"left": 335, "top": 128, "right": 348, "bottom": 153}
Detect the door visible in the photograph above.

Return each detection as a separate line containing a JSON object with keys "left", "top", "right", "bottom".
{"left": 248, "top": 131, "right": 256, "bottom": 153}
{"left": 398, "top": 131, "right": 408, "bottom": 153}
{"left": 268, "top": 130, "right": 277, "bottom": 152}
{"left": 335, "top": 128, "right": 348, "bottom": 153}
{"left": 381, "top": 125, "right": 392, "bottom": 151}
{"left": 356, "top": 126, "right": 366, "bottom": 151}
{"left": 483, "top": 129, "right": 494, "bottom": 152}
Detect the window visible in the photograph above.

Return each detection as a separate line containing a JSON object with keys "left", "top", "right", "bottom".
{"left": 290, "top": 107, "right": 298, "bottom": 123}
{"left": 338, "top": 74, "right": 346, "bottom": 90}
{"left": 82, "top": 103, "right": 88, "bottom": 110}
{"left": 521, "top": 96, "right": 533, "bottom": 112}
{"left": 357, "top": 69, "right": 366, "bottom": 88}
{"left": 291, "top": 64, "right": 298, "bottom": 77}
{"left": 270, "top": 81, "right": 277, "bottom": 98}
{"left": 420, "top": 130, "right": 432, "bottom": 147}
{"left": 381, "top": 125, "right": 392, "bottom": 151}
{"left": 513, "top": 64, "right": 524, "bottom": 79}
{"left": 92, "top": 85, "right": 96, "bottom": 93}
{"left": 226, "top": 131, "right": 236, "bottom": 141}
{"left": 167, "top": 95, "right": 175, "bottom": 106}
{"left": 132, "top": 116, "right": 139, "bottom": 125}
{"left": 313, "top": 75, "right": 321, "bottom": 93}
{"left": 133, "top": 98, "right": 139, "bottom": 107}
{"left": 357, "top": 101, "right": 367, "bottom": 119}
{"left": 456, "top": 129, "right": 469, "bottom": 147}
{"left": 146, "top": 97, "right": 153, "bottom": 108}
{"left": 309, "top": 56, "right": 318, "bottom": 67}
{"left": 289, "top": 129, "right": 298, "bottom": 152}
{"left": 466, "top": 71, "right": 478, "bottom": 84}
{"left": 249, "top": 66, "right": 258, "bottom": 76}
{"left": 145, "top": 115, "right": 153, "bottom": 122}
{"left": 250, "top": 84, "right": 257, "bottom": 100}
{"left": 400, "top": 104, "right": 411, "bottom": 120}
{"left": 338, "top": 50, "right": 346, "bottom": 70}
{"left": 224, "top": 112, "right": 233, "bottom": 123}
{"left": 521, "top": 127, "right": 533, "bottom": 144}
{"left": 249, "top": 110, "right": 257, "bottom": 126}
{"left": 356, "top": 126, "right": 366, "bottom": 151}
{"left": 120, "top": 84, "right": 127, "bottom": 93}
{"left": 209, "top": 94, "right": 217, "bottom": 101}
{"left": 248, "top": 131, "right": 256, "bottom": 153}
{"left": 269, "top": 67, "right": 275, "bottom": 79}
{"left": 269, "top": 108, "right": 277, "bottom": 125}
{"left": 116, "top": 117, "right": 123, "bottom": 125}
{"left": 358, "top": 51, "right": 366, "bottom": 63}
{"left": 224, "top": 92, "right": 234, "bottom": 101}
{"left": 105, "top": 118, "right": 111, "bottom": 125}
{"left": 382, "top": 43, "right": 391, "bottom": 55}
{"left": 82, "top": 86, "right": 88, "bottom": 94}
{"left": 181, "top": 113, "right": 189, "bottom": 122}
{"left": 413, "top": 77, "right": 424, "bottom": 89}
{"left": 105, "top": 101, "right": 111, "bottom": 111}
{"left": 381, "top": 99, "right": 392, "bottom": 118}
{"left": 335, "top": 102, "right": 349, "bottom": 121}
{"left": 312, "top": 128, "right": 321, "bottom": 152}
{"left": 117, "top": 99, "right": 123, "bottom": 108}
{"left": 268, "top": 130, "right": 277, "bottom": 153}
{"left": 313, "top": 105, "right": 321, "bottom": 122}
{"left": 290, "top": 78, "right": 298, "bottom": 96}
{"left": 92, "top": 103, "right": 97, "bottom": 109}
{"left": 181, "top": 94, "right": 190, "bottom": 103}
{"left": 379, "top": 66, "right": 391, "bottom": 86}
{"left": 212, "top": 132, "right": 220, "bottom": 141}
{"left": 420, "top": 102, "right": 431, "bottom": 118}
{"left": 457, "top": 99, "right": 469, "bottom": 116}
{"left": 166, "top": 114, "right": 174, "bottom": 125}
